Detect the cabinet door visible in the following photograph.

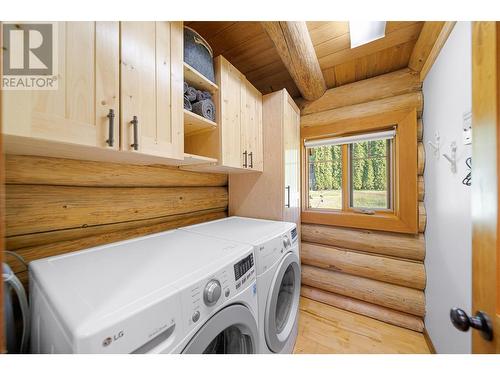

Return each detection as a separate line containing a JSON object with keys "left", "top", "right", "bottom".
{"left": 283, "top": 94, "right": 301, "bottom": 226}
{"left": 241, "top": 80, "right": 263, "bottom": 171}
{"left": 120, "top": 21, "right": 183, "bottom": 159}
{"left": 218, "top": 56, "right": 244, "bottom": 168}
{"left": 2, "top": 22, "right": 120, "bottom": 149}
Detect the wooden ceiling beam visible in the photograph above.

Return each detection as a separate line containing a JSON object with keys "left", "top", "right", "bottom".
{"left": 261, "top": 21, "right": 326, "bottom": 101}
{"left": 409, "top": 21, "right": 456, "bottom": 81}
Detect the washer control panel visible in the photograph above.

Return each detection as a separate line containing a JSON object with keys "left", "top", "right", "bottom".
{"left": 182, "top": 250, "right": 256, "bottom": 330}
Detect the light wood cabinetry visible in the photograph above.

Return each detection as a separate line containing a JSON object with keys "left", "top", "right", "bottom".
{"left": 184, "top": 55, "right": 263, "bottom": 173}
{"left": 2, "top": 22, "right": 120, "bottom": 149}
{"left": 229, "top": 89, "right": 300, "bottom": 226}
{"left": 120, "top": 21, "right": 184, "bottom": 160}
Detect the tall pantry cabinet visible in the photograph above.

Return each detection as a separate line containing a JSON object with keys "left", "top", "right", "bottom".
{"left": 229, "top": 89, "right": 300, "bottom": 227}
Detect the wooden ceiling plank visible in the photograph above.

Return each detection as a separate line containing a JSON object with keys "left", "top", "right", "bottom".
{"left": 409, "top": 21, "right": 456, "bottom": 81}
{"left": 184, "top": 21, "right": 236, "bottom": 40}
{"left": 318, "top": 22, "right": 423, "bottom": 70}
{"left": 262, "top": 21, "right": 327, "bottom": 101}
{"left": 297, "top": 68, "right": 421, "bottom": 115}
{"left": 206, "top": 21, "right": 265, "bottom": 56}
{"left": 307, "top": 22, "right": 350, "bottom": 46}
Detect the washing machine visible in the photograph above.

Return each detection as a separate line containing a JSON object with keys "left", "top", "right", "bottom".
{"left": 181, "top": 216, "right": 301, "bottom": 354}
{"left": 30, "top": 229, "right": 259, "bottom": 354}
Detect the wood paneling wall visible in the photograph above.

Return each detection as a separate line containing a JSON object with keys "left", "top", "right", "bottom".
{"left": 300, "top": 70, "right": 426, "bottom": 332}
{"left": 4, "top": 155, "right": 229, "bottom": 290}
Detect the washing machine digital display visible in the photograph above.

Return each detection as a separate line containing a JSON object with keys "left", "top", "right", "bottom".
{"left": 233, "top": 254, "right": 254, "bottom": 281}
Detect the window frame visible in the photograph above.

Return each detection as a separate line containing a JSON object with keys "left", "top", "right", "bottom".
{"left": 301, "top": 109, "right": 418, "bottom": 234}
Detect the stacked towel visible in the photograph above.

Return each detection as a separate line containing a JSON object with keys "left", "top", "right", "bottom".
{"left": 184, "top": 81, "right": 216, "bottom": 121}
{"left": 192, "top": 99, "right": 215, "bottom": 122}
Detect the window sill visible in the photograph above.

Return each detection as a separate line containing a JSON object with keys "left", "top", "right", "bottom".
{"left": 301, "top": 209, "right": 417, "bottom": 234}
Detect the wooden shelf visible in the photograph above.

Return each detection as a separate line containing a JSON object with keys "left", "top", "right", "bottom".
{"left": 181, "top": 153, "right": 218, "bottom": 166}
{"left": 184, "top": 109, "right": 217, "bottom": 136}
{"left": 183, "top": 62, "right": 218, "bottom": 96}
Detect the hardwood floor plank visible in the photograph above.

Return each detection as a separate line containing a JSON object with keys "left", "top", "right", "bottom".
{"left": 293, "top": 297, "right": 431, "bottom": 354}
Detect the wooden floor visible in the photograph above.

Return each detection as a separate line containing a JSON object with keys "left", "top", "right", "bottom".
{"left": 294, "top": 297, "right": 431, "bottom": 354}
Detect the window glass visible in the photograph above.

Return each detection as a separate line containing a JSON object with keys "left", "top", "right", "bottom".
{"left": 307, "top": 145, "right": 342, "bottom": 210}
{"left": 350, "top": 139, "right": 391, "bottom": 210}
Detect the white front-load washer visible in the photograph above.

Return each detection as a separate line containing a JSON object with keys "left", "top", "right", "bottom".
{"left": 30, "top": 229, "right": 259, "bottom": 354}
{"left": 181, "top": 216, "right": 301, "bottom": 354}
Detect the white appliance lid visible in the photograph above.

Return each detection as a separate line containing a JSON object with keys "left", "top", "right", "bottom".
{"left": 30, "top": 229, "right": 252, "bottom": 338}
{"left": 181, "top": 216, "right": 295, "bottom": 245}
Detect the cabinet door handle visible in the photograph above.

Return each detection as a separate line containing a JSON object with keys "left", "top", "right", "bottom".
{"left": 105, "top": 109, "right": 115, "bottom": 147}
{"left": 249, "top": 152, "right": 253, "bottom": 168}
{"left": 243, "top": 150, "right": 248, "bottom": 168}
{"left": 285, "top": 185, "right": 291, "bottom": 208}
{"left": 130, "top": 115, "right": 139, "bottom": 150}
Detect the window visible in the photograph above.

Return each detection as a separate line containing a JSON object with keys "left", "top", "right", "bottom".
{"left": 306, "top": 130, "right": 394, "bottom": 213}
{"left": 301, "top": 109, "right": 419, "bottom": 234}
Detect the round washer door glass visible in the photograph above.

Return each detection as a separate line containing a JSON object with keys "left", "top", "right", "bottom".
{"left": 265, "top": 251, "right": 301, "bottom": 353}
{"left": 182, "top": 304, "right": 258, "bottom": 354}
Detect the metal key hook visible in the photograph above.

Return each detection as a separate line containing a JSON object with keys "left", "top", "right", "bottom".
{"left": 442, "top": 141, "right": 457, "bottom": 173}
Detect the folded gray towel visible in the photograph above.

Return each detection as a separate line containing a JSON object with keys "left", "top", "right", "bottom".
{"left": 196, "top": 90, "right": 212, "bottom": 102}
{"left": 184, "top": 95, "right": 192, "bottom": 111}
{"left": 186, "top": 86, "right": 197, "bottom": 102}
{"left": 192, "top": 99, "right": 215, "bottom": 121}
{"left": 184, "top": 81, "right": 189, "bottom": 94}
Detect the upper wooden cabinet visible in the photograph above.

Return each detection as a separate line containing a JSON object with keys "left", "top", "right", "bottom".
{"left": 184, "top": 56, "right": 263, "bottom": 172}
{"left": 2, "top": 22, "right": 120, "bottom": 149}
{"left": 120, "top": 22, "right": 184, "bottom": 160}
{"left": 218, "top": 55, "right": 245, "bottom": 169}
{"left": 229, "top": 89, "right": 300, "bottom": 226}
{"left": 241, "top": 81, "right": 263, "bottom": 171}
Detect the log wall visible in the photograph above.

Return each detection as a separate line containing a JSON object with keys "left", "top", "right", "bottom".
{"left": 300, "top": 70, "right": 427, "bottom": 332}
{"left": 4, "top": 155, "right": 228, "bottom": 290}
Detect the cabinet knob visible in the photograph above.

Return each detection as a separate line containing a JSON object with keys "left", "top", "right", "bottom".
{"left": 249, "top": 152, "right": 253, "bottom": 168}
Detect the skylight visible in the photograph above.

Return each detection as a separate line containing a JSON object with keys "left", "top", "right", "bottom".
{"left": 349, "top": 21, "right": 386, "bottom": 48}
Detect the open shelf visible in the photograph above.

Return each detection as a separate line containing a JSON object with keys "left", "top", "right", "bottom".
{"left": 183, "top": 62, "right": 218, "bottom": 96}
{"left": 184, "top": 109, "right": 217, "bottom": 136}
{"left": 181, "top": 153, "right": 218, "bottom": 166}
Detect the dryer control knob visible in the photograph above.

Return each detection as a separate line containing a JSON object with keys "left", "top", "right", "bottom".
{"left": 283, "top": 236, "right": 291, "bottom": 249}
{"left": 204, "top": 279, "right": 222, "bottom": 306}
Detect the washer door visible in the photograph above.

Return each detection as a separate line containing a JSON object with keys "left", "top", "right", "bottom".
{"left": 182, "top": 304, "right": 258, "bottom": 354}
{"left": 265, "top": 251, "right": 301, "bottom": 353}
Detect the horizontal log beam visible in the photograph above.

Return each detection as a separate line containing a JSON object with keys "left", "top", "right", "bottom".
{"left": 261, "top": 21, "right": 326, "bottom": 101}
{"left": 418, "top": 175, "right": 425, "bottom": 202}
{"left": 301, "top": 242, "right": 426, "bottom": 289}
{"left": 6, "top": 209, "right": 227, "bottom": 274}
{"left": 6, "top": 207, "right": 226, "bottom": 251}
{"left": 301, "top": 223, "right": 425, "bottom": 261}
{"left": 297, "top": 69, "right": 422, "bottom": 116}
{"left": 5, "top": 155, "right": 228, "bottom": 187}
{"left": 418, "top": 142, "right": 425, "bottom": 175}
{"left": 6, "top": 185, "right": 228, "bottom": 236}
{"left": 301, "top": 265, "right": 426, "bottom": 316}
{"left": 301, "top": 286, "right": 424, "bottom": 332}
{"left": 417, "top": 118, "right": 423, "bottom": 141}
{"left": 301, "top": 92, "right": 423, "bottom": 128}
{"left": 419, "top": 202, "right": 427, "bottom": 233}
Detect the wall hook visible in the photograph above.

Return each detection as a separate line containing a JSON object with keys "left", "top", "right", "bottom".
{"left": 442, "top": 141, "right": 457, "bottom": 173}
{"left": 427, "top": 131, "right": 440, "bottom": 156}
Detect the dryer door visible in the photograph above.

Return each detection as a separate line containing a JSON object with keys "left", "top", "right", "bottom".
{"left": 264, "top": 250, "right": 301, "bottom": 353}
{"left": 182, "top": 304, "right": 258, "bottom": 354}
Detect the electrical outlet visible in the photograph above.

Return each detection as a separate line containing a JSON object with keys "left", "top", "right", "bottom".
{"left": 463, "top": 111, "right": 472, "bottom": 145}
